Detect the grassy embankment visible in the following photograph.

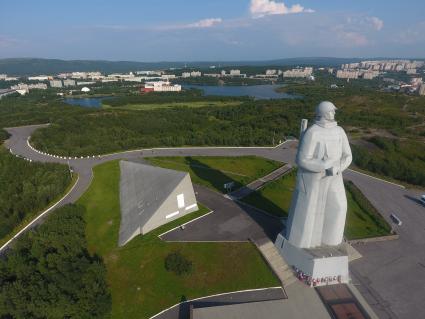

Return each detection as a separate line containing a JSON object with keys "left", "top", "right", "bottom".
{"left": 145, "top": 156, "right": 283, "bottom": 193}
{"left": 77, "top": 160, "right": 279, "bottom": 319}
{"left": 241, "top": 171, "right": 392, "bottom": 240}
{"left": 0, "top": 146, "right": 76, "bottom": 245}
{"left": 0, "top": 172, "right": 78, "bottom": 248}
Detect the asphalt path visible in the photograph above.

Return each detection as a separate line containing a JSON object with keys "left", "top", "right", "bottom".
{"left": 161, "top": 184, "right": 282, "bottom": 242}
{"left": 4, "top": 124, "right": 425, "bottom": 319}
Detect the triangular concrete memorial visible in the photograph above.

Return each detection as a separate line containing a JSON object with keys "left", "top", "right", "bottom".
{"left": 119, "top": 161, "right": 198, "bottom": 246}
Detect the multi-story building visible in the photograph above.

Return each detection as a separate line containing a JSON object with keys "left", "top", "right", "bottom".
{"left": 5, "top": 77, "right": 19, "bottom": 81}
{"left": 362, "top": 71, "right": 379, "bottom": 80}
{"left": 181, "top": 72, "right": 191, "bottom": 78}
{"left": 229, "top": 69, "right": 241, "bottom": 76}
{"left": 71, "top": 72, "right": 88, "bottom": 79}
{"left": 142, "top": 81, "right": 181, "bottom": 92}
{"left": 203, "top": 73, "right": 220, "bottom": 77}
{"left": 161, "top": 74, "right": 176, "bottom": 80}
{"left": 63, "top": 79, "right": 76, "bottom": 87}
{"left": 12, "top": 83, "right": 48, "bottom": 91}
{"left": 283, "top": 67, "right": 313, "bottom": 78}
{"left": 0, "top": 74, "right": 7, "bottom": 80}
{"left": 123, "top": 77, "right": 143, "bottom": 82}
{"left": 49, "top": 80, "right": 63, "bottom": 88}
{"left": 266, "top": 69, "right": 277, "bottom": 76}
{"left": 87, "top": 72, "right": 102, "bottom": 80}
{"left": 28, "top": 75, "right": 49, "bottom": 81}
{"left": 190, "top": 71, "right": 202, "bottom": 77}
{"left": 136, "top": 70, "right": 163, "bottom": 76}
{"left": 336, "top": 70, "right": 359, "bottom": 79}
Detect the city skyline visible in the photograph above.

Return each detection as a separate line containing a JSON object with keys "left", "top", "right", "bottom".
{"left": 1, "top": 0, "right": 425, "bottom": 61}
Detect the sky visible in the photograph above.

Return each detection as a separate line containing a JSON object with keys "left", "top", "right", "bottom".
{"left": 1, "top": 0, "right": 425, "bottom": 61}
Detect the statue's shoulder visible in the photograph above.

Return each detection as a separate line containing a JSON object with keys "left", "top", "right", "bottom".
{"left": 336, "top": 125, "right": 347, "bottom": 135}
{"left": 301, "top": 124, "right": 321, "bottom": 143}
{"left": 306, "top": 124, "right": 322, "bottom": 134}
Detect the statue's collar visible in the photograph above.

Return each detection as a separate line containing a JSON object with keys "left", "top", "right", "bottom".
{"left": 315, "top": 120, "right": 338, "bottom": 128}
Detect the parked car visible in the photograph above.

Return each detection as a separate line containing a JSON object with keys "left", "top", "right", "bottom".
{"left": 390, "top": 213, "right": 402, "bottom": 226}
{"left": 420, "top": 195, "right": 425, "bottom": 206}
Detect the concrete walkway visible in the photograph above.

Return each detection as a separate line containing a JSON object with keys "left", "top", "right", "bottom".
{"left": 229, "top": 164, "right": 292, "bottom": 199}
{"left": 252, "top": 237, "right": 297, "bottom": 287}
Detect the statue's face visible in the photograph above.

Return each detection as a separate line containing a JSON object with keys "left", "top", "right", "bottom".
{"left": 324, "top": 109, "right": 335, "bottom": 121}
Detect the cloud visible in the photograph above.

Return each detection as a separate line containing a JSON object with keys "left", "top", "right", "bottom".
{"left": 250, "top": 0, "right": 314, "bottom": 18}
{"left": 184, "top": 18, "right": 222, "bottom": 28}
{"left": 368, "top": 17, "right": 384, "bottom": 31}
{"left": 156, "top": 18, "right": 223, "bottom": 31}
{"left": 0, "top": 35, "right": 20, "bottom": 48}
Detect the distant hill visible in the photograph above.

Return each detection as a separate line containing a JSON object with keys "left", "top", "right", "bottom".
{"left": 0, "top": 57, "right": 413, "bottom": 76}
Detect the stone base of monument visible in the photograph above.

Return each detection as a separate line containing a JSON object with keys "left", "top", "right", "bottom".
{"left": 275, "top": 233, "right": 349, "bottom": 287}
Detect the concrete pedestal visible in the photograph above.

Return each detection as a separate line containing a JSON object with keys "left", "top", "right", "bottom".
{"left": 275, "top": 233, "right": 349, "bottom": 287}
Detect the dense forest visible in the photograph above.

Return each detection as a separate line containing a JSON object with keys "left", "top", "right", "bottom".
{"left": 31, "top": 99, "right": 310, "bottom": 156}
{"left": 352, "top": 137, "right": 425, "bottom": 187}
{"left": 0, "top": 91, "right": 87, "bottom": 130}
{"left": 0, "top": 148, "right": 71, "bottom": 239}
{"left": 0, "top": 204, "right": 111, "bottom": 318}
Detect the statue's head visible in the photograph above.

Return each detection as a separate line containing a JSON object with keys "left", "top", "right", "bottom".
{"left": 315, "top": 101, "right": 337, "bottom": 122}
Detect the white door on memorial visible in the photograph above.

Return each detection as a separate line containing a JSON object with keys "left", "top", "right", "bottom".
{"left": 177, "top": 194, "right": 185, "bottom": 209}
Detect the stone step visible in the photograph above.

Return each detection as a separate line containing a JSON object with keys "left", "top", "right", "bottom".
{"left": 252, "top": 238, "right": 297, "bottom": 287}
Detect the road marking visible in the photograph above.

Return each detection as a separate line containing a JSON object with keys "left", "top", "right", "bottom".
{"left": 348, "top": 169, "right": 405, "bottom": 189}
{"left": 165, "top": 211, "right": 179, "bottom": 219}
{"left": 185, "top": 203, "right": 198, "bottom": 211}
{"left": 149, "top": 286, "right": 284, "bottom": 319}
{"left": 158, "top": 210, "right": 214, "bottom": 238}
{"left": 0, "top": 174, "right": 80, "bottom": 253}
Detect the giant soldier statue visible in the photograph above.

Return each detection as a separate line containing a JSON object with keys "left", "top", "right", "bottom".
{"left": 286, "top": 101, "right": 352, "bottom": 249}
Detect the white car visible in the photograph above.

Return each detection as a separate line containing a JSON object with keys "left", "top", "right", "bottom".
{"left": 390, "top": 214, "right": 402, "bottom": 226}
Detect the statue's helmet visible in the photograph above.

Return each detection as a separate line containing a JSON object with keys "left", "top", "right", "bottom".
{"left": 315, "top": 101, "right": 337, "bottom": 118}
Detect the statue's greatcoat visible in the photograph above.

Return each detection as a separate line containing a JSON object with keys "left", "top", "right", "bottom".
{"left": 286, "top": 121, "right": 352, "bottom": 248}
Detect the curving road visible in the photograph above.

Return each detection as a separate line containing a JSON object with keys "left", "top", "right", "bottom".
{"left": 3, "top": 124, "right": 425, "bottom": 319}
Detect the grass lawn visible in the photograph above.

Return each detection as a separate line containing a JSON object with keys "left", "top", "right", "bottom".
{"left": 77, "top": 160, "right": 279, "bottom": 319}
{"left": 103, "top": 100, "right": 242, "bottom": 111}
{"left": 241, "top": 171, "right": 392, "bottom": 240}
{"left": 145, "top": 156, "right": 283, "bottom": 194}
{"left": 242, "top": 170, "right": 296, "bottom": 217}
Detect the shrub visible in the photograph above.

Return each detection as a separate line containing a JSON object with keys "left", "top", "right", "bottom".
{"left": 164, "top": 251, "right": 193, "bottom": 276}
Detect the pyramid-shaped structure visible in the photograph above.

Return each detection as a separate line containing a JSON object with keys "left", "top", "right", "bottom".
{"left": 119, "top": 160, "right": 198, "bottom": 246}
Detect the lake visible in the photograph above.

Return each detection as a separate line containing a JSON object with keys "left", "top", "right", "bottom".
{"left": 184, "top": 84, "right": 299, "bottom": 100}
{"left": 64, "top": 96, "right": 114, "bottom": 108}
{"left": 64, "top": 85, "right": 299, "bottom": 108}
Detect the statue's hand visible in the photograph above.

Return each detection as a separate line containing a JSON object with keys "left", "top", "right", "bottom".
{"left": 322, "top": 158, "right": 334, "bottom": 170}
{"left": 326, "top": 163, "right": 342, "bottom": 176}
